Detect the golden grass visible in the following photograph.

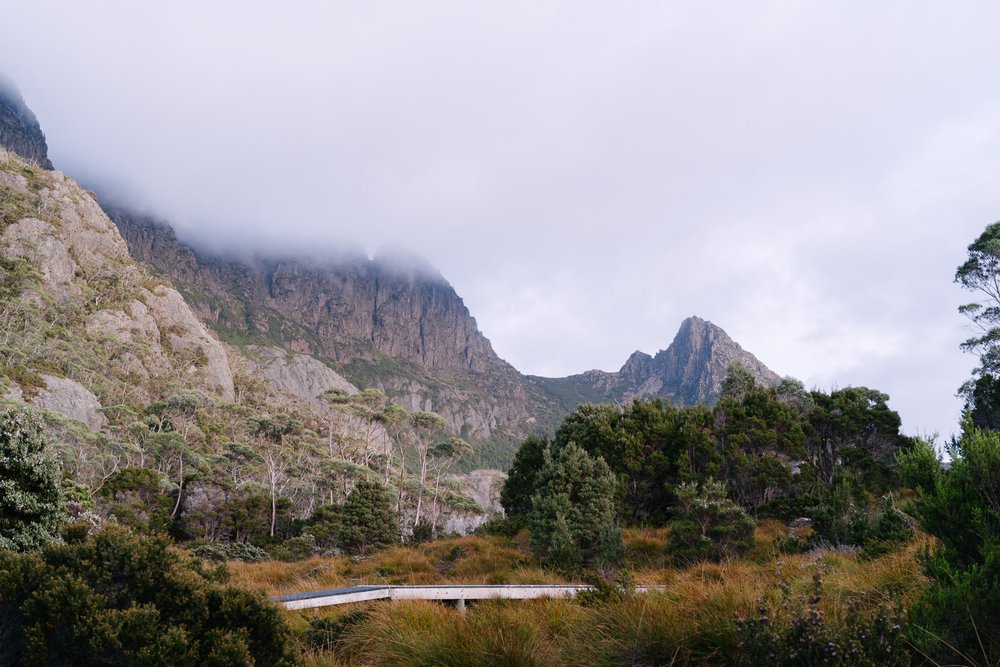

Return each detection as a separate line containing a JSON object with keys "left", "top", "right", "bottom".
{"left": 328, "top": 543, "right": 926, "bottom": 666}
{"left": 231, "top": 531, "right": 929, "bottom": 665}
{"left": 228, "top": 535, "right": 555, "bottom": 597}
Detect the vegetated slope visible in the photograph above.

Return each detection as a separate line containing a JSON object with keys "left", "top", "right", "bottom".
{"left": 0, "top": 147, "right": 235, "bottom": 415}
{"left": 535, "top": 315, "right": 782, "bottom": 411}
{"left": 0, "top": 74, "right": 52, "bottom": 170}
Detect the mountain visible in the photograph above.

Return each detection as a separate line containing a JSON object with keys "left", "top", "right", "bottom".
{"left": 0, "top": 78, "right": 784, "bottom": 470}
{"left": 0, "top": 74, "right": 52, "bottom": 169}
{"left": 535, "top": 316, "right": 781, "bottom": 410}
{"left": 0, "top": 145, "right": 497, "bottom": 533}
{"left": 104, "top": 207, "right": 563, "bottom": 467}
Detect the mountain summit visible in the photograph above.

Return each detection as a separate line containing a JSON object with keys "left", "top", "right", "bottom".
{"left": 533, "top": 316, "right": 781, "bottom": 410}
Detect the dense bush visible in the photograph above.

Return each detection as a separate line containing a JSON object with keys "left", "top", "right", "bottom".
{"left": 190, "top": 540, "right": 270, "bottom": 562}
{"left": 339, "top": 480, "right": 398, "bottom": 556}
{"left": 269, "top": 533, "right": 318, "bottom": 561}
{"left": 528, "top": 443, "right": 623, "bottom": 573}
{"left": 299, "top": 502, "right": 341, "bottom": 550}
{"left": 667, "top": 479, "right": 755, "bottom": 563}
{"left": 0, "top": 408, "right": 64, "bottom": 552}
{"left": 505, "top": 375, "right": 909, "bottom": 528}
{"left": 0, "top": 526, "right": 296, "bottom": 665}
{"left": 98, "top": 466, "right": 173, "bottom": 534}
{"left": 908, "top": 425, "right": 1000, "bottom": 664}
{"left": 738, "top": 569, "right": 909, "bottom": 666}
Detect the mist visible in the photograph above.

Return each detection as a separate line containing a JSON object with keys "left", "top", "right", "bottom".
{"left": 3, "top": 1, "right": 999, "bottom": 439}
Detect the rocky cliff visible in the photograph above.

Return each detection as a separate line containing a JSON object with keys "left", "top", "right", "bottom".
{"left": 0, "top": 76, "right": 52, "bottom": 169}
{"left": 105, "top": 207, "right": 562, "bottom": 465}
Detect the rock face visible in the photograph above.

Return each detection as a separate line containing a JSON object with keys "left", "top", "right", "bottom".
{"left": 32, "top": 375, "right": 107, "bottom": 431}
{"left": 106, "top": 207, "right": 562, "bottom": 460}
{"left": 536, "top": 316, "right": 781, "bottom": 408}
{"left": 0, "top": 76, "right": 53, "bottom": 169}
{"left": 242, "top": 345, "right": 357, "bottom": 406}
{"left": 105, "top": 207, "right": 784, "bottom": 465}
{"left": 441, "top": 469, "right": 506, "bottom": 535}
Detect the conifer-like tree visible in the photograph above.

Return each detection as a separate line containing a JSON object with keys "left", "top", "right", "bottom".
{"left": 528, "top": 443, "right": 623, "bottom": 572}
{"left": 339, "top": 479, "right": 397, "bottom": 555}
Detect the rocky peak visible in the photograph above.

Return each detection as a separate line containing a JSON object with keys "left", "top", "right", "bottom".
{"left": 619, "top": 350, "right": 654, "bottom": 382}
{"left": 649, "top": 315, "right": 781, "bottom": 404}
{"left": 546, "top": 316, "right": 781, "bottom": 409}
{"left": 0, "top": 74, "right": 53, "bottom": 169}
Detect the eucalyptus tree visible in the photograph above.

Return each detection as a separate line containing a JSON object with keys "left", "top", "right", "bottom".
{"left": 957, "top": 221, "right": 1000, "bottom": 427}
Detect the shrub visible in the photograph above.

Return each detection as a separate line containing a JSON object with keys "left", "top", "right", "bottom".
{"left": 339, "top": 480, "right": 397, "bottom": 556}
{"left": 737, "top": 568, "right": 908, "bottom": 666}
{"left": 908, "top": 425, "right": 1000, "bottom": 664}
{"left": 667, "top": 479, "right": 755, "bottom": 563}
{"left": 301, "top": 503, "right": 341, "bottom": 550}
{"left": 270, "top": 534, "right": 318, "bottom": 561}
{"left": 0, "top": 526, "right": 297, "bottom": 665}
{"left": 528, "top": 443, "right": 623, "bottom": 573}
{"left": 0, "top": 408, "right": 64, "bottom": 552}
{"left": 191, "top": 541, "right": 270, "bottom": 563}
{"left": 98, "top": 466, "right": 173, "bottom": 534}
{"left": 411, "top": 518, "right": 433, "bottom": 544}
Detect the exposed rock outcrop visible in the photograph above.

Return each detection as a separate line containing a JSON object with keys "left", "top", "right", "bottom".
{"left": 32, "top": 375, "right": 107, "bottom": 431}
{"left": 242, "top": 345, "right": 357, "bottom": 406}
{"left": 105, "top": 207, "right": 562, "bottom": 456}
{"left": 0, "top": 146, "right": 236, "bottom": 408}
{"left": 0, "top": 75, "right": 52, "bottom": 169}
{"left": 440, "top": 469, "right": 505, "bottom": 535}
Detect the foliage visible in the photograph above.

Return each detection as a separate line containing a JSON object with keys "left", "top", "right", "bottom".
{"left": 301, "top": 503, "right": 342, "bottom": 550}
{"left": 0, "top": 526, "right": 296, "bottom": 665}
{"left": 191, "top": 540, "right": 270, "bottom": 562}
{"left": 510, "top": 376, "right": 907, "bottom": 528}
{"left": 895, "top": 437, "right": 940, "bottom": 494}
{"left": 667, "top": 479, "right": 756, "bottom": 563}
{"left": 528, "top": 443, "right": 623, "bottom": 573}
{"left": 411, "top": 518, "right": 433, "bottom": 544}
{"left": 499, "top": 435, "right": 548, "bottom": 520}
{"left": 270, "top": 533, "right": 318, "bottom": 561}
{"left": 957, "top": 221, "right": 1000, "bottom": 414}
{"left": 0, "top": 408, "right": 64, "bottom": 552}
{"left": 806, "top": 387, "right": 907, "bottom": 490}
{"left": 339, "top": 480, "right": 398, "bottom": 556}
{"left": 737, "top": 567, "right": 909, "bottom": 666}
{"left": 908, "top": 424, "right": 1000, "bottom": 664}
{"left": 97, "top": 466, "right": 173, "bottom": 534}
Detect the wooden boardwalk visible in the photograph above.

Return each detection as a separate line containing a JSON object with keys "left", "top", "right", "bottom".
{"left": 274, "top": 584, "right": 662, "bottom": 611}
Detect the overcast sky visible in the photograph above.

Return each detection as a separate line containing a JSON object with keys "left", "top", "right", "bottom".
{"left": 3, "top": 1, "right": 998, "bottom": 441}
